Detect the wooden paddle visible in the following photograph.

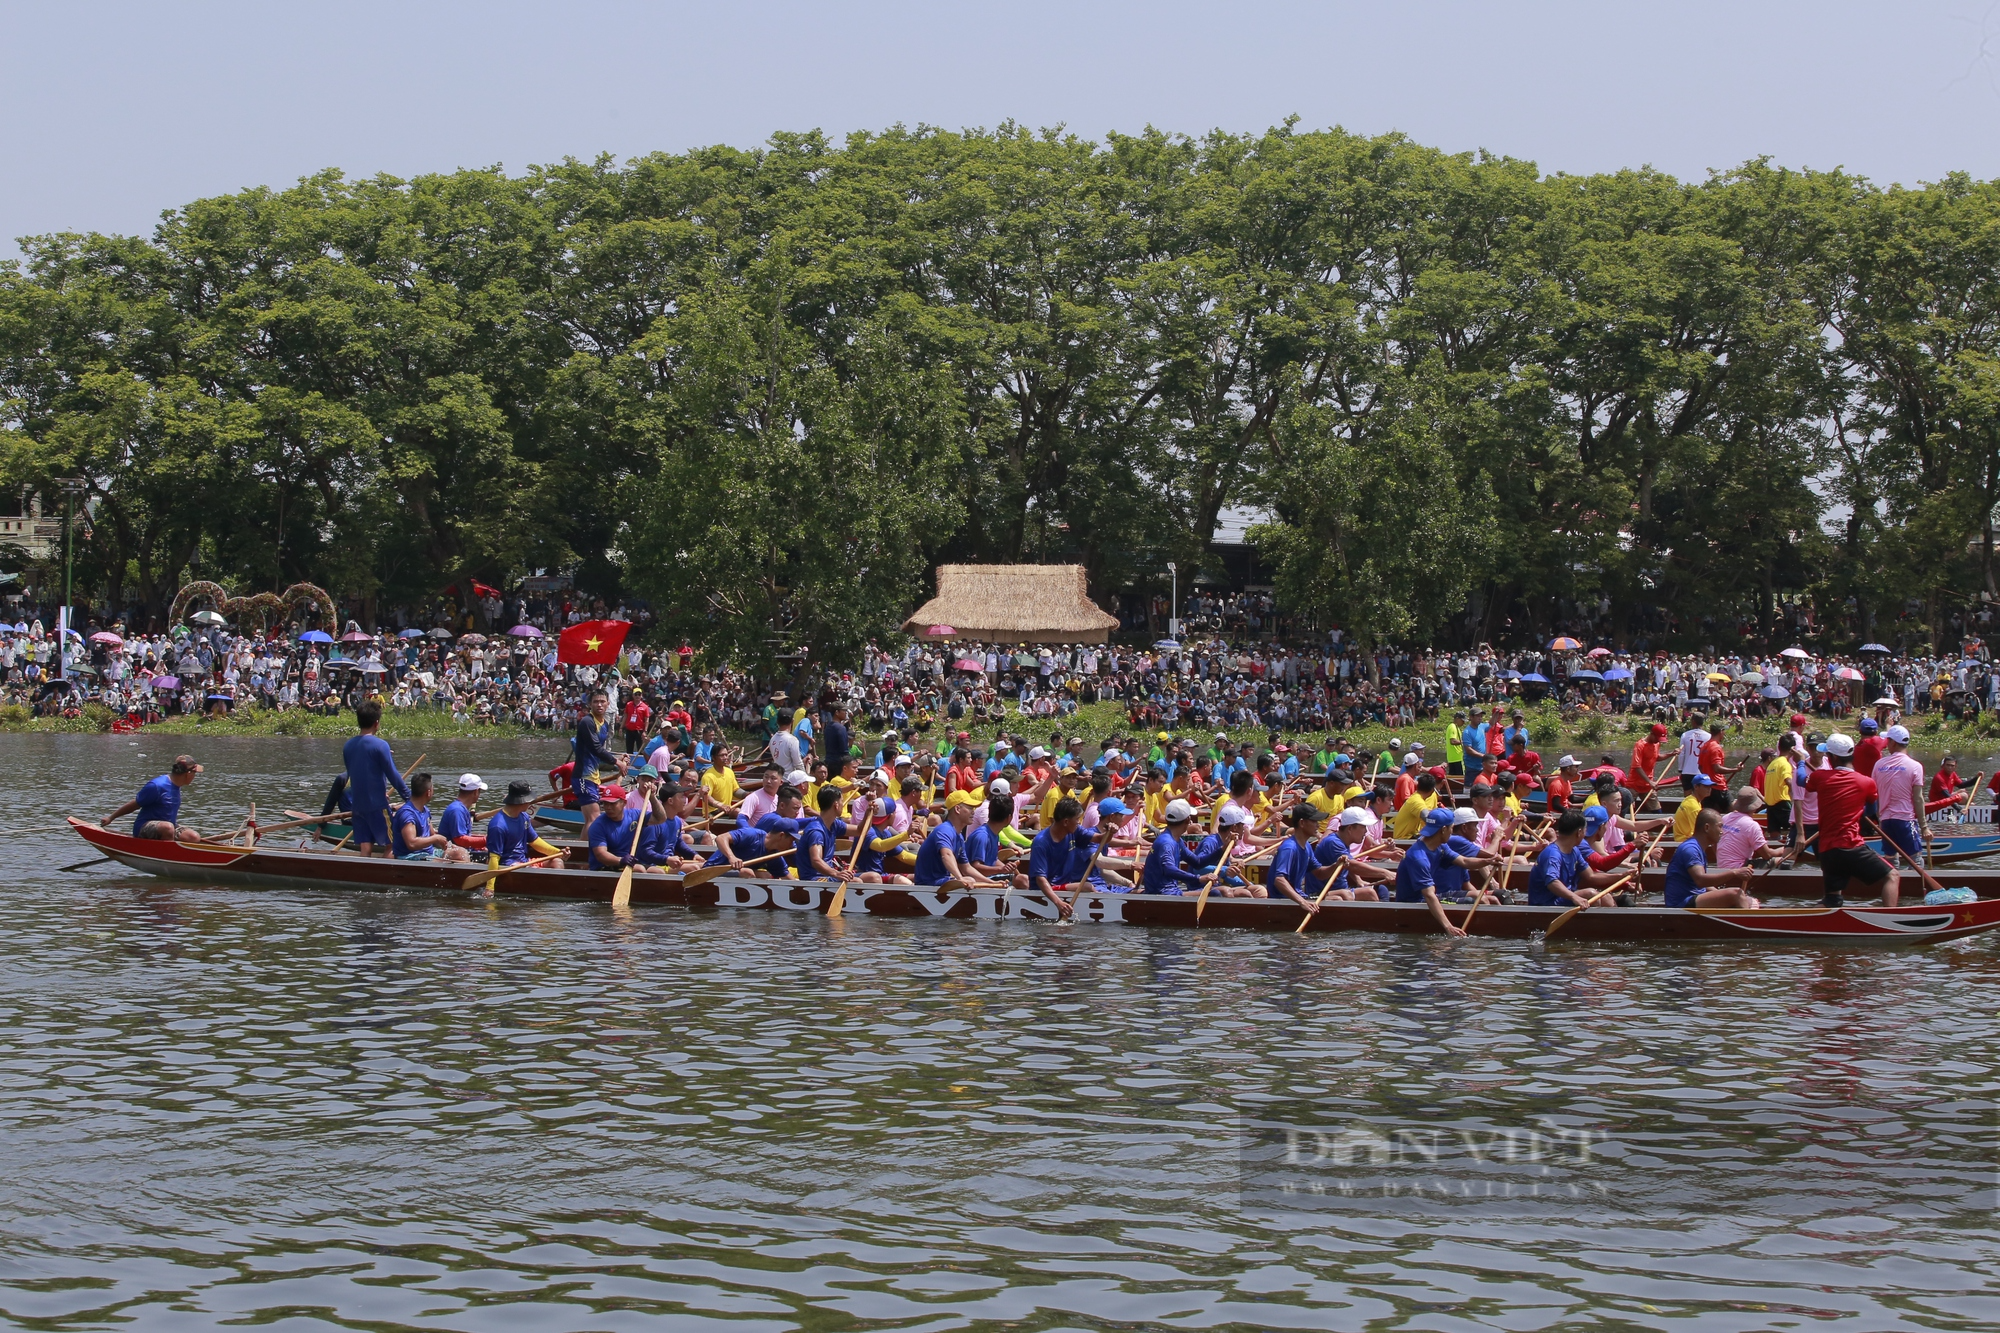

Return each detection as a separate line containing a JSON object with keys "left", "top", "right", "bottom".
{"left": 1193, "top": 830, "right": 1242, "bottom": 923}
{"left": 681, "top": 845, "right": 797, "bottom": 890}
{"left": 1293, "top": 878, "right": 1337, "bottom": 933}
{"left": 825, "top": 798, "right": 872, "bottom": 918}
{"left": 463, "top": 851, "right": 564, "bottom": 893}
{"left": 609, "top": 804, "right": 649, "bottom": 908}
{"left": 1866, "top": 816, "right": 1949, "bottom": 897}
{"left": 1464, "top": 824, "right": 1551, "bottom": 931}
{"left": 1545, "top": 825, "right": 1669, "bottom": 938}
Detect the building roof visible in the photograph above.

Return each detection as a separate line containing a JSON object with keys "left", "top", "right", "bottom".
{"left": 903, "top": 564, "right": 1120, "bottom": 644}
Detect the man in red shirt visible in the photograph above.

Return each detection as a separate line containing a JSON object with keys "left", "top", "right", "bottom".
{"left": 1803, "top": 733, "right": 1897, "bottom": 907}
{"left": 1629, "top": 723, "right": 1668, "bottom": 810}
{"left": 1852, "top": 718, "right": 1886, "bottom": 777}
{"left": 622, "top": 692, "right": 653, "bottom": 752}
{"left": 1697, "top": 721, "right": 1730, "bottom": 789}
{"left": 1544, "top": 755, "right": 1577, "bottom": 813}
{"left": 1497, "top": 736, "right": 1542, "bottom": 789}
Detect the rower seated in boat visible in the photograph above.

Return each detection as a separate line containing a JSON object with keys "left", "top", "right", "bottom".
{"left": 103, "top": 754, "right": 204, "bottom": 842}
{"left": 1084, "top": 795, "right": 1138, "bottom": 888}
{"left": 393, "top": 774, "right": 469, "bottom": 861}
{"left": 846, "top": 769, "right": 915, "bottom": 884}
{"left": 1526, "top": 810, "right": 1631, "bottom": 910}
{"left": 964, "top": 792, "right": 1029, "bottom": 890}
{"left": 1663, "top": 808, "right": 1761, "bottom": 909}
{"left": 1395, "top": 808, "right": 1470, "bottom": 937}
{"left": 438, "top": 774, "right": 488, "bottom": 853}
{"left": 912, "top": 789, "right": 1005, "bottom": 889}
{"left": 1189, "top": 803, "right": 1259, "bottom": 896}
{"left": 796, "top": 786, "right": 856, "bottom": 882}
{"left": 1319, "top": 808, "right": 1389, "bottom": 895}
{"left": 1435, "top": 807, "right": 1503, "bottom": 905}
{"left": 1139, "top": 798, "right": 1212, "bottom": 896}
{"left": 636, "top": 778, "right": 703, "bottom": 872}
{"left": 701, "top": 792, "right": 804, "bottom": 877}
{"left": 1266, "top": 806, "right": 1329, "bottom": 917}
{"left": 487, "top": 781, "right": 564, "bottom": 871}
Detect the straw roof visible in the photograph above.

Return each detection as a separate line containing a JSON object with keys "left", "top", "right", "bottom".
{"left": 903, "top": 564, "right": 1120, "bottom": 645}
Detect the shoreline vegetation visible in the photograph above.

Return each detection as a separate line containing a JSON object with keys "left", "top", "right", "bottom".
{"left": 6, "top": 698, "right": 2000, "bottom": 764}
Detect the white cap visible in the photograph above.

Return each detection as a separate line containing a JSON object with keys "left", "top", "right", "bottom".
{"left": 1219, "top": 805, "right": 1254, "bottom": 827}
{"left": 1452, "top": 807, "right": 1479, "bottom": 826}
{"left": 785, "top": 769, "right": 811, "bottom": 787}
{"left": 1557, "top": 754, "right": 1578, "bottom": 768}
{"left": 1028, "top": 746, "right": 1048, "bottom": 759}
{"left": 1822, "top": 733, "right": 1856, "bottom": 757}
{"left": 1885, "top": 724, "right": 1911, "bottom": 744}
{"left": 988, "top": 777, "right": 1011, "bottom": 796}
{"left": 1409, "top": 740, "right": 1426, "bottom": 751}
{"left": 1339, "top": 807, "right": 1375, "bottom": 827}
{"left": 1389, "top": 737, "right": 1402, "bottom": 748}
{"left": 1102, "top": 748, "right": 1121, "bottom": 761}
{"left": 1164, "top": 798, "right": 1195, "bottom": 823}
{"left": 870, "top": 768, "right": 894, "bottom": 785}
{"left": 457, "top": 773, "right": 489, "bottom": 791}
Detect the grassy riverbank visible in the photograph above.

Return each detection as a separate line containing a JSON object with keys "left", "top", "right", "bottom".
{"left": 0, "top": 703, "right": 546, "bottom": 741}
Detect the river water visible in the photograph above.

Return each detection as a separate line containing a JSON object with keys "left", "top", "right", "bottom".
{"left": 1, "top": 734, "right": 1996, "bottom": 1331}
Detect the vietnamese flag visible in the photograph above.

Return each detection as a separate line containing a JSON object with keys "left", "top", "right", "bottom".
{"left": 557, "top": 619, "right": 633, "bottom": 666}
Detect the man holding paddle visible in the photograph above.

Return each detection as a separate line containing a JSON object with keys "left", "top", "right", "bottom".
{"left": 1804, "top": 732, "right": 1898, "bottom": 907}
{"left": 1661, "top": 808, "right": 1761, "bottom": 909}
{"left": 486, "top": 781, "right": 565, "bottom": 872}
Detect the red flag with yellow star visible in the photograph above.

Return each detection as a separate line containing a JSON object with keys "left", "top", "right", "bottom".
{"left": 556, "top": 619, "right": 633, "bottom": 666}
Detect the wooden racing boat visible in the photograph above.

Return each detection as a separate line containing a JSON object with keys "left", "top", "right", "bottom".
{"left": 63, "top": 820, "right": 2000, "bottom": 945}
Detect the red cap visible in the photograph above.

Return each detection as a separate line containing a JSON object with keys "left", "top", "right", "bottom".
{"left": 1790, "top": 713, "right": 1807, "bottom": 728}
{"left": 1649, "top": 723, "right": 1668, "bottom": 737}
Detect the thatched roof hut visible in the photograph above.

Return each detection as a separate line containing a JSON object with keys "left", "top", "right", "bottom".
{"left": 903, "top": 564, "right": 1120, "bottom": 645}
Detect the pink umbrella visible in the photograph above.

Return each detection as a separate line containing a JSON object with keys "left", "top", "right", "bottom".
{"left": 149, "top": 675, "right": 180, "bottom": 690}
{"left": 927, "top": 624, "right": 957, "bottom": 637}
{"left": 1834, "top": 666, "right": 1865, "bottom": 680}
{"left": 954, "top": 657, "right": 984, "bottom": 671}
{"left": 1586, "top": 646, "right": 1612, "bottom": 657}
{"left": 90, "top": 631, "right": 124, "bottom": 646}
{"left": 339, "top": 630, "right": 375, "bottom": 642}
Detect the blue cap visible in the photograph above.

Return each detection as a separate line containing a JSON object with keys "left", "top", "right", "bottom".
{"left": 1583, "top": 805, "right": 1611, "bottom": 830}
{"left": 1692, "top": 774, "right": 1715, "bottom": 787}
{"left": 1423, "top": 807, "right": 1455, "bottom": 833}
{"left": 1858, "top": 717, "right": 1878, "bottom": 731}
{"left": 1098, "top": 797, "right": 1131, "bottom": 817}
{"left": 756, "top": 814, "right": 802, "bottom": 835}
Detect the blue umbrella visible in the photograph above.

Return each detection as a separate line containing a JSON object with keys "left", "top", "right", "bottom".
{"left": 1759, "top": 684, "right": 1791, "bottom": 699}
{"left": 1153, "top": 639, "right": 1181, "bottom": 650}
{"left": 299, "top": 630, "right": 334, "bottom": 643}
{"left": 1860, "top": 643, "right": 1890, "bottom": 653}
{"left": 1499, "top": 668, "right": 1521, "bottom": 679}
{"left": 1602, "top": 667, "right": 1633, "bottom": 680}
{"left": 1520, "top": 672, "right": 1551, "bottom": 683}
{"left": 397, "top": 628, "right": 426, "bottom": 639}
{"left": 1569, "top": 669, "right": 1604, "bottom": 680}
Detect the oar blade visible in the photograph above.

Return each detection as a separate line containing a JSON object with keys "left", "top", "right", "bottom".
{"left": 611, "top": 864, "right": 635, "bottom": 908}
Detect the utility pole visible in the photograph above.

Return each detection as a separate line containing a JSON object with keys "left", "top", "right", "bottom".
{"left": 57, "top": 478, "right": 85, "bottom": 622}
{"left": 1167, "top": 561, "right": 1179, "bottom": 638}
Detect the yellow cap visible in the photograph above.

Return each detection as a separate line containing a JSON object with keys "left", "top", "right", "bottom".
{"left": 945, "top": 789, "right": 981, "bottom": 811}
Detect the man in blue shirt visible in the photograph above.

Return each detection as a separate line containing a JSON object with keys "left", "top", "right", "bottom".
{"left": 1663, "top": 808, "right": 1761, "bottom": 909}
{"left": 1141, "top": 799, "right": 1212, "bottom": 895}
{"left": 392, "top": 773, "right": 456, "bottom": 860}
{"left": 104, "top": 753, "right": 203, "bottom": 841}
{"left": 486, "top": 780, "right": 563, "bottom": 871}
{"left": 1393, "top": 807, "right": 1470, "bottom": 936}
{"left": 1463, "top": 717, "right": 1490, "bottom": 783}
{"left": 1027, "top": 796, "right": 1096, "bottom": 917}
{"left": 821, "top": 706, "right": 851, "bottom": 770}
{"left": 437, "top": 773, "right": 487, "bottom": 851}
{"left": 343, "top": 700, "right": 410, "bottom": 856}
{"left": 964, "top": 793, "right": 1026, "bottom": 890}
{"left": 1526, "top": 809, "right": 1627, "bottom": 909}
{"left": 797, "top": 786, "right": 855, "bottom": 882}
{"left": 1435, "top": 808, "right": 1502, "bottom": 905}
{"left": 1266, "top": 806, "right": 1326, "bottom": 918}
{"left": 571, "top": 688, "right": 628, "bottom": 832}
{"left": 639, "top": 779, "right": 703, "bottom": 870}
{"left": 914, "top": 789, "right": 994, "bottom": 887}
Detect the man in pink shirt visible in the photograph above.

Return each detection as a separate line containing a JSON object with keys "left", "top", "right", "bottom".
{"left": 1717, "top": 788, "right": 1778, "bottom": 869}
{"left": 1871, "top": 724, "right": 1929, "bottom": 864}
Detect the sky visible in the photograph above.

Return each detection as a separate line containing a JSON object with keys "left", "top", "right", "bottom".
{"left": 4, "top": 0, "right": 2000, "bottom": 253}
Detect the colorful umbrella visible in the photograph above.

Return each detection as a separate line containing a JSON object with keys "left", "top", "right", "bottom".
{"left": 1548, "top": 637, "right": 1581, "bottom": 650}
{"left": 507, "top": 625, "right": 544, "bottom": 637}
{"left": 458, "top": 633, "right": 488, "bottom": 645}
{"left": 1834, "top": 666, "right": 1865, "bottom": 680}
{"left": 90, "top": 631, "right": 123, "bottom": 646}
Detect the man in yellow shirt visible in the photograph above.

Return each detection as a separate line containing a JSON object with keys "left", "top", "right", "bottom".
{"left": 1673, "top": 774, "right": 1716, "bottom": 841}
{"left": 1140, "top": 768, "right": 1170, "bottom": 829}
{"left": 1306, "top": 765, "right": 1365, "bottom": 821}
{"left": 1391, "top": 773, "right": 1442, "bottom": 839}
{"left": 1761, "top": 748, "right": 1794, "bottom": 844}
{"left": 699, "top": 745, "right": 741, "bottom": 811}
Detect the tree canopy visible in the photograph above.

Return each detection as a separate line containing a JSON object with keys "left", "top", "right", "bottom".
{"left": 4, "top": 124, "right": 1996, "bottom": 657}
